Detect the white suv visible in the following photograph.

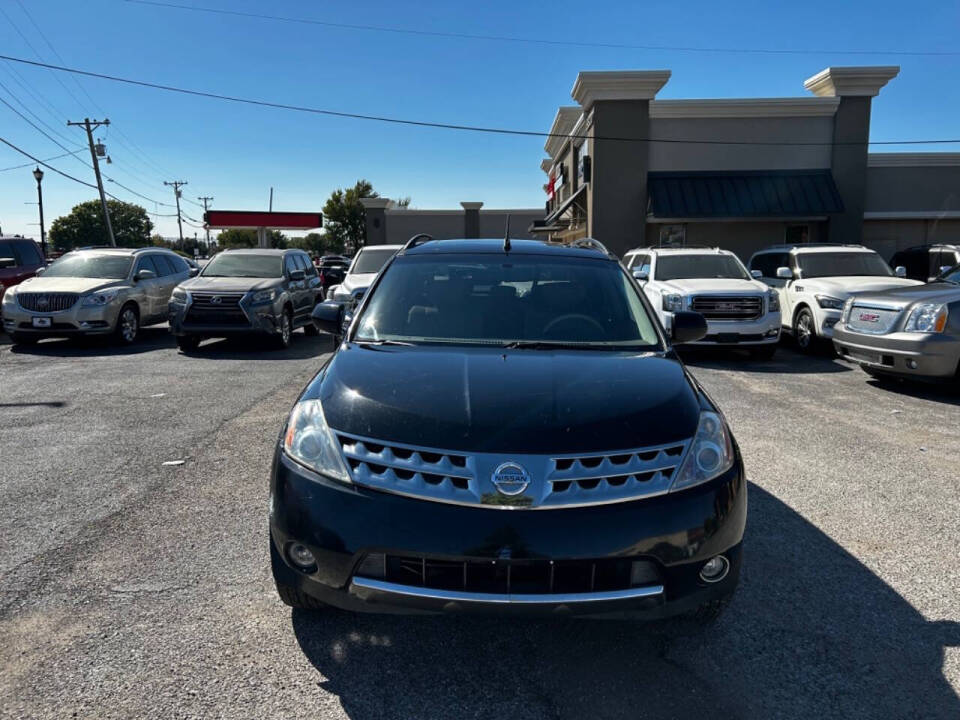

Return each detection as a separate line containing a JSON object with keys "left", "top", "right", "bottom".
{"left": 747, "top": 244, "right": 922, "bottom": 352}
{"left": 623, "top": 247, "right": 781, "bottom": 358}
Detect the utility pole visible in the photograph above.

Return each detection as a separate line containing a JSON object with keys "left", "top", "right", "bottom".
{"left": 197, "top": 195, "right": 214, "bottom": 249}
{"left": 67, "top": 118, "right": 115, "bottom": 246}
{"left": 164, "top": 180, "right": 187, "bottom": 245}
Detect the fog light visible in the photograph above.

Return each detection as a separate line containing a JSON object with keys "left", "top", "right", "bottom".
{"left": 287, "top": 543, "right": 316, "bottom": 569}
{"left": 699, "top": 555, "right": 729, "bottom": 583}
{"left": 906, "top": 359, "right": 918, "bottom": 370}
{"left": 765, "top": 328, "right": 780, "bottom": 337}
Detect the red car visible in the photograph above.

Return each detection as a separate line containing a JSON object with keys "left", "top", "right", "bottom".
{"left": 0, "top": 237, "right": 45, "bottom": 315}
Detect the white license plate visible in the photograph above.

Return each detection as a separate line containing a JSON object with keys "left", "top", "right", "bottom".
{"left": 31, "top": 317, "right": 52, "bottom": 328}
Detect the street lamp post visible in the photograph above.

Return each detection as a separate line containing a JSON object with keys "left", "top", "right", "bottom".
{"left": 32, "top": 167, "right": 46, "bottom": 260}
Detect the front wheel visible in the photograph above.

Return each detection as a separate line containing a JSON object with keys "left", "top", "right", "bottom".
{"left": 114, "top": 304, "right": 140, "bottom": 345}
{"left": 793, "top": 307, "right": 817, "bottom": 353}
{"left": 274, "top": 309, "right": 293, "bottom": 349}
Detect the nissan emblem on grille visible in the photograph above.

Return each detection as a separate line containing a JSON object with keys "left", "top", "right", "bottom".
{"left": 211, "top": 296, "right": 223, "bottom": 304}
{"left": 492, "top": 462, "right": 530, "bottom": 496}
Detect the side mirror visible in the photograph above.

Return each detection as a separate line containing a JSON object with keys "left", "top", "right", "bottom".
{"left": 671, "top": 311, "right": 708, "bottom": 345}
{"left": 776, "top": 266, "right": 793, "bottom": 279}
{"left": 750, "top": 269, "right": 762, "bottom": 279}
{"left": 0, "top": 257, "right": 15, "bottom": 269}
{"left": 311, "top": 300, "right": 344, "bottom": 335}
{"left": 189, "top": 267, "right": 200, "bottom": 277}
{"left": 894, "top": 265, "right": 907, "bottom": 278}
{"left": 632, "top": 269, "right": 649, "bottom": 282}
{"left": 134, "top": 269, "right": 156, "bottom": 281}
{"left": 35, "top": 266, "right": 45, "bottom": 275}
{"left": 289, "top": 269, "right": 306, "bottom": 281}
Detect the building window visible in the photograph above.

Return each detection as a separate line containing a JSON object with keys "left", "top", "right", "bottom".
{"left": 785, "top": 224, "right": 809, "bottom": 244}
{"left": 658, "top": 224, "right": 686, "bottom": 247}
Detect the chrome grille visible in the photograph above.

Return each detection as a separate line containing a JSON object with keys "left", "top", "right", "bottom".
{"left": 690, "top": 295, "right": 763, "bottom": 321}
{"left": 335, "top": 431, "right": 691, "bottom": 509}
{"left": 846, "top": 304, "right": 902, "bottom": 335}
{"left": 16, "top": 292, "right": 79, "bottom": 312}
{"left": 190, "top": 292, "right": 244, "bottom": 309}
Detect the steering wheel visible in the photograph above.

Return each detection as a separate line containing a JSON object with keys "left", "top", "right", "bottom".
{"left": 542, "top": 313, "right": 606, "bottom": 338}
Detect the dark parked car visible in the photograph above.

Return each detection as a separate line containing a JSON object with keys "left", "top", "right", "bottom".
{"left": 833, "top": 263, "right": 960, "bottom": 382}
{"left": 168, "top": 248, "right": 322, "bottom": 351}
{"left": 270, "top": 237, "right": 746, "bottom": 621}
{"left": 0, "top": 236, "right": 44, "bottom": 316}
{"left": 317, "top": 256, "right": 350, "bottom": 295}
{"left": 890, "top": 244, "right": 960, "bottom": 283}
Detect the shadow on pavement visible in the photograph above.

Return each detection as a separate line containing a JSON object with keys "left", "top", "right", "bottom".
{"left": 6, "top": 327, "right": 175, "bottom": 356}
{"left": 184, "top": 332, "right": 334, "bottom": 360}
{"left": 860, "top": 375, "right": 960, "bottom": 407}
{"left": 679, "top": 343, "right": 852, "bottom": 375}
{"left": 291, "top": 484, "right": 960, "bottom": 719}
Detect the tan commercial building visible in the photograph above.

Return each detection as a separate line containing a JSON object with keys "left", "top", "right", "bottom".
{"left": 536, "top": 66, "right": 960, "bottom": 260}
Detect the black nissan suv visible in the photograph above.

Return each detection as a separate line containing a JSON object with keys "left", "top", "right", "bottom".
{"left": 270, "top": 237, "right": 746, "bottom": 620}
{"left": 168, "top": 248, "right": 322, "bottom": 351}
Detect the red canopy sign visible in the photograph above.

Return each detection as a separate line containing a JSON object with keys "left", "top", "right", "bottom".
{"left": 204, "top": 210, "right": 322, "bottom": 230}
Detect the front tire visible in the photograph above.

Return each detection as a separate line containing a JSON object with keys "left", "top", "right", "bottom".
{"left": 793, "top": 307, "right": 816, "bottom": 353}
{"left": 275, "top": 309, "right": 293, "bottom": 349}
{"left": 114, "top": 303, "right": 140, "bottom": 345}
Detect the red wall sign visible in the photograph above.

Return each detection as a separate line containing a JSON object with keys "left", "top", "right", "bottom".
{"left": 204, "top": 210, "right": 323, "bottom": 229}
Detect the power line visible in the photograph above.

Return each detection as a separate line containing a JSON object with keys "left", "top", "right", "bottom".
{"left": 122, "top": 0, "right": 960, "bottom": 58}
{"left": 0, "top": 135, "right": 98, "bottom": 188}
{"left": 1, "top": 53, "right": 957, "bottom": 148}
{"left": 0, "top": 148, "right": 84, "bottom": 172}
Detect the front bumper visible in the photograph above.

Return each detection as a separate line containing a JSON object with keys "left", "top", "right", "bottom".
{"left": 667, "top": 311, "right": 781, "bottom": 346}
{"left": 1, "top": 298, "right": 118, "bottom": 336}
{"left": 270, "top": 450, "right": 746, "bottom": 618}
{"left": 168, "top": 298, "right": 282, "bottom": 337}
{"left": 833, "top": 324, "right": 959, "bottom": 378}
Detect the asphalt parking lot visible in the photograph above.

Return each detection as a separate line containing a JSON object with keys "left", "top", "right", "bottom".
{"left": 0, "top": 331, "right": 958, "bottom": 720}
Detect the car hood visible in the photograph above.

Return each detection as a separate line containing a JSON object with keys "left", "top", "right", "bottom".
{"left": 341, "top": 273, "right": 378, "bottom": 293}
{"left": 801, "top": 276, "right": 922, "bottom": 297}
{"left": 309, "top": 346, "right": 703, "bottom": 454}
{"left": 181, "top": 277, "right": 282, "bottom": 293}
{"left": 13, "top": 276, "right": 127, "bottom": 294}
{"left": 847, "top": 281, "right": 960, "bottom": 307}
{"left": 661, "top": 278, "right": 767, "bottom": 295}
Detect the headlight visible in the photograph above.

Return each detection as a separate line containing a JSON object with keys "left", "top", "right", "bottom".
{"left": 662, "top": 294, "right": 684, "bottom": 313}
{"left": 250, "top": 288, "right": 278, "bottom": 304}
{"left": 671, "top": 411, "right": 735, "bottom": 492}
{"left": 81, "top": 289, "right": 121, "bottom": 306}
{"left": 815, "top": 294, "right": 845, "bottom": 311}
{"left": 903, "top": 303, "right": 949, "bottom": 333}
{"left": 841, "top": 297, "right": 854, "bottom": 323}
{"left": 171, "top": 287, "right": 188, "bottom": 303}
{"left": 283, "top": 399, "right": 351, "bottom": 483}
{"left": 1, "top": 285, "right": 15, "bottom": 303}
{"left": 767, "top": 290, "right": 780, "bottom": 312}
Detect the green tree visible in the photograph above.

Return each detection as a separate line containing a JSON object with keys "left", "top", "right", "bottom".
{"left": 48, "top": 199, "right": 154, "bottom": 251}
{"left": 287, "top": 232, "right": 345, "bottom": 256}
{"left": 215, "top": 228, "right": 288, "bottom": 249}
{"left": 322, "top": 179, "right": 376, "bottom": 254}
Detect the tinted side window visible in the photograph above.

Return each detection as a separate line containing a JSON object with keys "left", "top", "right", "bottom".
{"left": 136, "top": 255, "right": 160, "bottom": 276}
{"left": 0, "top": 241, "right": 22, "bottom": 266}
{"left": 16, "top": 240, "right": 42, "bottom": 266}
{"left": 165, "top": 254, "right": 189, "bottom": 274}
{"left": 751, "top": 254, "right": 776, "bottom": 277}
{"left": 300, "top": 254, "right": 317, "bottom": 276}
{"left": 152, "top": 255, "right": 176, "bottom": 276}
{"left": 284, "top": 255, "right": 299, "bottom": 276}
{"left": 894, "top": 248, "right": 927, "bottom": 281}
{"left": 635, "top": 254, "right": 652, "bottom": 275}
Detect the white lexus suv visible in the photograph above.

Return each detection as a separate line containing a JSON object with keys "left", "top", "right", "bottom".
{"left": 747, "top": 244, "right": 922, "bottom": 352}
{"left": 624, "top": 247, "right": 782, "bottom": 359}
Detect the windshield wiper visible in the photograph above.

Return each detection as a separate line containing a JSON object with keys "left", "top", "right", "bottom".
{"left": 502, "top": 341, "right": 608, "bottom": 350}
{"left": 354, "top": 339, "right": 416, "bottom": 347}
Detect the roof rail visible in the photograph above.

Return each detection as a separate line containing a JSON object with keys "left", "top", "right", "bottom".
{"left": 764, "top": 242, "right": 866, "bottom": 251}
{"left": 568, "top": 237, "right": 612, "bottom": 255}
{"left": 403, "top": 233, "right": 434, "bottom": 251}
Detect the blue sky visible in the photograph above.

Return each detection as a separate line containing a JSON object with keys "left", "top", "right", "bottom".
{"left": 1, "top": 0, "right": 958, "bottom": 239}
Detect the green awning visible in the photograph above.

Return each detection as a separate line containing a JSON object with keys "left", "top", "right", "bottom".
{"left": 648, "top": 170, "right": 844, "bottom": 218}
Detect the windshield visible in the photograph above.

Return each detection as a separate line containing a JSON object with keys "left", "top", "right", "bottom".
{"left": 202, "top": 253, "right": 281, "bottom": 278}
{"left": 656, "top": 254, "right": 750, "bottom": 280}
{"left": 798, "top": 252, "right": 893, "bottom": 279}
{"left": 42, "top": 253, "right": 132, "bottom": 279}
{"left": 354, "top": 255, "right": 662, "bottom": 349}
{"left": 351, "top": 248, "right": 397, "bottom": 275}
